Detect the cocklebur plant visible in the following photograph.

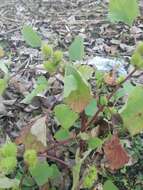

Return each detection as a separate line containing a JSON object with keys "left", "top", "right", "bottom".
{"left": 50, "top": 38, "right": 143, "bottom": 190}
{"left": 0, "top": 4, "right": 142, "bottom": 188}
{"left": 1, "top": 36, "right": 143, "bottom": 190}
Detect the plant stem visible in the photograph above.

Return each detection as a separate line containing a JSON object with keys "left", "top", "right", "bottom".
{"left": 80, "top": 111, "right": 87, "bottom": 132}
{"left": 19, "top": 164, "right": 28, "bottom": 189}
{"left": 44, "top": 137, "right": 76, "bottom": 153}
{"left": 83, "top": 68, "right": 137, "bottom": 131}
{"left": 47, "top": 154, "right": 69, "bottom": 167}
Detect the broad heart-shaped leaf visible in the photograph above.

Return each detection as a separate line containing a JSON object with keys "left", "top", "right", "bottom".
{"left": 109, "top": 0, "right": 140, "bottom": 26}
{"left": 30, "top": 161, "right": 52, "bottom": 186}
{"left": 103, "top": 180, "right": 118, "bottom": 190}
{"left": 30, "top": 162, "right": 60, "bottom": 186}
{"left": 103, "top": 135, "right": 129, "bottom": 170}
{"left": 64, "top": 65, "right": 92, "bottom": 113}
{"left": 0, "top": 176, "right": 19, "bottom": 189}
{"left": 54, "top": 104, "right": 78, "bottom": 129}
{"left": 22, "top": 25, "right": 42, "bottom": 48}
{"left": 77, "top": 65, "right": 94, "bottom": 80}
{"left": 121, "top": 86, "right": 143, "bottom": 136}
{"left": 15, "top": 116, "right": 47, "bottom": 152}
{"left": 54, "top": 128, "right": 70, "bottom": 141}
{"left": 22, "top": 76, "right": 48, "bottom": 104}
{"left": 69, "top": 36, "right": 84, "bottom": 61}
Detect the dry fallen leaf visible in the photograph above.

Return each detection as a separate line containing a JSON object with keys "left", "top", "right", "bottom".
{"left": 15, "top": 116, "right": 47, "bottom": 152}
{"left": 103, "top": 135, "right": 129, "bottom": 170}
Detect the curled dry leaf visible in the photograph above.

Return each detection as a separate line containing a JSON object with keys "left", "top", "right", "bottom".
{"left": 15, "top": 116, "right": 47, "bottom": 152}
{"left": 103, "top": 135, "right": 129, "bottom": 170}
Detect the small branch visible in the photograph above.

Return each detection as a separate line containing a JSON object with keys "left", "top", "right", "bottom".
{"left": 83, "top": 68, "right": 137, "bottom": 131}
{"left": 41, "top": 137, "right": 77, "bottom": 153}
{"left": 84, "top": 105, "right": 104, "bottom": 130}
{"left": 39, "top": 154, "right": 70, "bottom": 168}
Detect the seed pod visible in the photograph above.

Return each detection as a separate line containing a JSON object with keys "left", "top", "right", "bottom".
{"left": 53, "top": 50, "right": 63, "bottom": 63}
{"left": 131, "top": 51, "right": 143, "bottom": 69}
{"left": 24, "top": 149, "right": 38, "bottom": 168}
{"left": 42, "top": 44, "right": 53, "bottom": 59}
{"left": 0, "top": 157, "right": 17, "bottom": 174}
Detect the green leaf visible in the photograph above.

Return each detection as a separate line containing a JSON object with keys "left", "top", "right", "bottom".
{"left": 77, "top": 65, "right": 94, "bottom": 80}
{"left": 64, "top": 65, "right": 92, "bottom": 113}
{"left": 22, "top": 76, "right": 48, "bottom": 104}
{"left": 85, "top": 99, "right": 97, "bottom": 116}
{"left": 123, "top": 82, "right": 135, "bottom": 94}
{"left": 87, "top": 137, "right": 103, "bottom": 149}
{"left": 50, "top": 164, "right": 60, "bottom": 179}
{"left": 114, "top": 82, "right": 134, "bottom": 101}
{"left": 121, "top": 86, "right": 143, "bottom": 136}
{"left": 22, "top": 25, "right": 42, "bottom": 48}
{"left": 69, "top": 36, "right": 84, "bottom": 61}
{"left": 109, "top": 0, "right": 140, "bottom": 26}
{"left": 54, "top": 104, "right": 78, "bottom": 129}
{"left": 64, "top": 75, "right": 77, "bottom": 97}
{"left": 103, "top": 180, "right": 118, "bottom": 190}
{"left": 54, "top": 128, "right": 70, "bottom": 141}
{"left": 0, "top": 176, "right": 19, "bottom": 189}
{"left": 30, "top": 161, "right": 53, "bottom": 186}
{"left": 0, "top": 79, "right": 7, "bottom": 95}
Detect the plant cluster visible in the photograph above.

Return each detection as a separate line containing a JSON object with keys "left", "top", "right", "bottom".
{"left": 0, "top": 0, "right": 142, "bottom": 189}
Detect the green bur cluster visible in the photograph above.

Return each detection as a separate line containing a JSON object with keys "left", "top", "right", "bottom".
{"left": 0, "top": 143, "right": 17, "bottom": 174}
{"left": 42, "top": 44, "right": 63, "bottom": 73}
{"left": 24, "top": 149, "right": 38, "bottom": 169}
{"left": 131, "top": 42, "right": 143, "bottom": 69}
{"left": 83, "top": 166, "right": 97, "bottom": 188}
